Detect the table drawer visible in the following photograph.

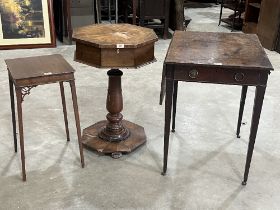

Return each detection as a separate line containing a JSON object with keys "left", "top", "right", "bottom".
{"left": 173, "top": 67, "right": 266, "bottom": 86}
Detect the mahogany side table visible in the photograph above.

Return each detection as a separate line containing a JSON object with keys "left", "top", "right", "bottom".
{"left": 73, "top": 24, "right": 158, "bottom": 158}
{"left": 161, "top": 31, "right": 273, "bottom": 185}
{"left": 5, "top": 54, "right": 85, "bottom": 181}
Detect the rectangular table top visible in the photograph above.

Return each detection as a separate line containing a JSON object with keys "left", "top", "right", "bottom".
{"left": 165, "top": 31, "right": 273, "bottom": 71}
{"left": 5, "top": 54, "right": 75, "bottom": 80}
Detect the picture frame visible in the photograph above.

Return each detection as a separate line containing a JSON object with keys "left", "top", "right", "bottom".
{"left": 0, "top": 0, "right": 56, "bottom": 50}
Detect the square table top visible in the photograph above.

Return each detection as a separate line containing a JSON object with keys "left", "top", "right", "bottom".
{"left": 5, "top": 54, "right": 75, "bottom": 80}
{"left": 165, "top": 31, "right": 273, "bottom": 71}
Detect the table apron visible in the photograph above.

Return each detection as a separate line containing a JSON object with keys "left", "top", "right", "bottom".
{"left": 14, "top": 74, "right": 75, "bottom": 87}
{"left": 171, "top": 67, "right": 269, "bottom": 86}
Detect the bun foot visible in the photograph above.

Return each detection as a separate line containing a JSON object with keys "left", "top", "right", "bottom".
{"left": 111, "top": 152, "right": 122, "bottom": 159}
{"left": 242, "top": 181, "right": 247, "bottom": 186}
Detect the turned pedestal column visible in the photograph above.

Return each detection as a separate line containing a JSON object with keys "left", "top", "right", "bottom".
{"left": 81, "top": 68, "right": 147, "bottom": 158}
{"left": 99, "top": 69, "right": 130, "bottom": 142}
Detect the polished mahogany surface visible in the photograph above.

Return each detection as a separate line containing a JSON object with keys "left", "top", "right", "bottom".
{"left": 73, "top": 24, "right": 158, "bottom": 48}
{"left": 165, "top": 31, "right": 273, "bottom": 71}
{"left": 5, "top": 54, "right": 75, "bottom": 80}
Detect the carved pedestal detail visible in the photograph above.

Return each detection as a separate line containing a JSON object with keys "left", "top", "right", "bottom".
{"left": 81, "top": 69, "right": 146, "bottom": 157}
{"left": 82, "top": 120, "right": 146, "bottom": 158}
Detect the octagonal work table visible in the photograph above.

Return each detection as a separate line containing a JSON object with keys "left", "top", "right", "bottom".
{"left": 73, "top": 24, "right": 158, "bottom": 158}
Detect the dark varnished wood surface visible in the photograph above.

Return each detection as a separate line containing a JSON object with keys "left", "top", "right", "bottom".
{"left": 257, "top": 0, "right": 280, "bottom": 50}
{"left": 165, "top": 31, "right": 273, "bottom": 71}
{"left": 82, "top": 120, "right": 146, "bottom": 154}
{"left": 5, "top": 54, "right": 75, "bottom": 80}
{"left": 73, "top": 24, "right": 158, "bottom": 48}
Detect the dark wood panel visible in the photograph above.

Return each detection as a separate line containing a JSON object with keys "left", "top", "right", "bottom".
{"left": 140, "top": 0, "right": 165, "bottom": 17}
{"left": 139, "top": 0, "right": 170, "bottom": 39}
{"left": 134, "top": 44, "right": 155, "bottom": 66}
{"left": 257, "top": 0, "right": 280, "bottom": 50}
{"left": 101, "top": 48, "right": 135, "bottom": 67}
{"left": 243, "top": 0, "right": 261, "bottom": 33}
{"left": 75, "top": 42, "right": 102, "bottom": 67}
{"left": 276, "top": 29, "right": 280, "bottom": 53}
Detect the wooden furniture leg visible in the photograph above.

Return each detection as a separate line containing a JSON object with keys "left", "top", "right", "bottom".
{"left": 171, "top": 81, "right": 178, "bottom": 132}
{"left": 96, "top": 0, "right": 101, "bottom": 23}
{"left": 68, "top": 2, "right": 73, "bottom": 44}
{"left": 123, "top": 0, "right": 128, "bottom": 23}
{"left": 60, "top": 82, "right": 70, "bottom": 141}
{"left": 159, "top": 65, "right": 166, "bottom": 105}
{"left": 218, "top": 0, "right": 223, "bottom": 25}
{"left": 133, "top": 0, "right": 137, "bottom": 25}
{"left": 9, "top": 74, "right": 17, "bottom": 152}
{"left": 69, "top": 80, "right": 85, "bottom": 168}
{"left": 109, "top": 0, "right": 112, "bottom": 22}
{"left": 163, "top": 0, "right": 171, "bottom": 39}
{"left": 15, "top": 88, "right": 26, "bottom": 181}
{"left": 236, "top": 85, "right": 248, "bottom": 138}
{"left": 242, "top": 86, "right": 266, "bottom": 185}
{"left": 232, "top": 1, "right": 238, "bottom": 31}
{"left": 115, "top": 0, "right": 118, "bottom": 23}
{"left": 63, "top": 0, "right": 68, "bottom": 36}
{"left": 162, "top": 78, "right": 174, "bottom": 175}
{"left": 65, "top": 0, "right": 73, "bottom": 44}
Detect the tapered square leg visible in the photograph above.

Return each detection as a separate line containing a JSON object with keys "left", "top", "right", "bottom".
{"left": 159, "top": 65, "right": 166, "bottom": 105}
{"left": 242, "top": 86, "right": 266, "bottom": 185}
{"left": 9, "top": 73, "right": 17, "bottom": 153}
{"left": 162, "top": 78, "right": 174, "bottom": 176}
{"left": 60, "top": 82, "right": 70, "bottom": 142}
{"left": 218, "top": 1, "right": 223, "bottom": 25}
{"left": 70, "top": 80, "right": 85, "bottom": 168}
{"left": 236, "top": 85, "right": 248, "bottom": 138}
{"left": 163, "top": 0, "right": 170, "bottom": 39}
{"left": 15, "top": 88, "right": 26, "bottom": 181}
{"left": 171, "top": 81, "right": 178, "bottom": 133}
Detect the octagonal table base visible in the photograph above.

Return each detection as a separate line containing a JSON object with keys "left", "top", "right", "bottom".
{"left": 82, "top": 120, "right": 146, "bottom": 158}
{"left": 81, "top": 69, "right": 146, "bottom": 158}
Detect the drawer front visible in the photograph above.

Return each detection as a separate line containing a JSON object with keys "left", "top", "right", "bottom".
{"left": 173, "top": 66, "right": 266, "bottom": 86}
{"left": 71, "top": 0, "right": 92, "bottom": 8}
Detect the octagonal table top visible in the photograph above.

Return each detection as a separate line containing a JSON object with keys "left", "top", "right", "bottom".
{"left": 73, "top": 24, "right": 158, "bottom": 49}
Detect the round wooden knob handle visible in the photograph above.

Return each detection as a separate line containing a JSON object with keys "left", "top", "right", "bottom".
{"left": 189, "top": 69, "right": 198, "bottom": 79}
{"left": 235, "top": 73, "right": 245, "bottom": 82}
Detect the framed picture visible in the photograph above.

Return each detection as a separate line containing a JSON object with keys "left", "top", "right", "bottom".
{"left": 0, "top": 0, "right": 56, "bottom": 50}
